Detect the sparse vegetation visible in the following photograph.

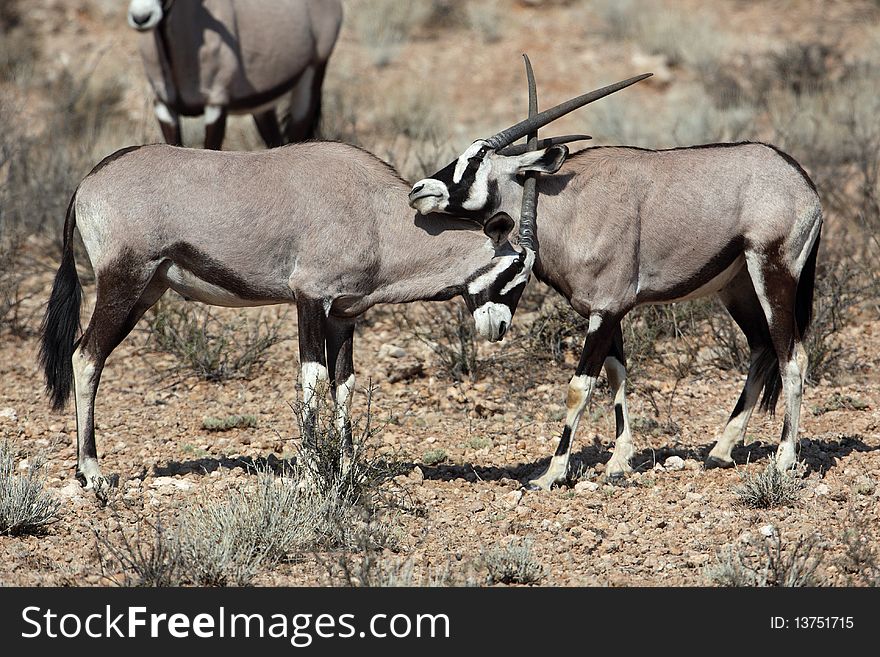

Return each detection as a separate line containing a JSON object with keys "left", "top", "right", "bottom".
{"left": 483, "top": 538, "right": 544, "bottom": 585}
{"left": 707, "top": 531, "right": 824, "bottom": 587}
{"left": 147, "top": 298, "right": 286, "bottom": 381}
{"left": 422, "top": 448, "right": 447, "bottom": 466}
{"left": 396, "top": 302, "right": 484, "bottom": 382}
{"left": 202, "top": 414, "right": 258, "bottom": 432}
{"left": 0, "top": 442, "right": 60, "bottom": 536}
{"left": 734, "top": 459, "right": 805, "bottom": 509}
{"left": 94, "top": 514, "right": 184, "bottom": 587}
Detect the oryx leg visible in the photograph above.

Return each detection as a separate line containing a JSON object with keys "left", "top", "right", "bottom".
{"left": 296, "top": 298, "right": 329, "bottom": 453}
{"left": 706, "top": 270, "right": 773, "bottom": 468}
{"left": 527, "top": 313, "right": 617, "bottom": 491}
{"left": 74, "top": 266, "right": 167, "bottom": 499}
{"left": 203, "top": 105, "right": 228, "bottom": 150}
{"left": 279, "top": 63, "right": 326, "bottom": 143}
{"left": 154, "top": 100, "right": 181, "bottom": 146}
{"left": 745, "top": 251, "right": 804, "bottom": 472}
{"left": 253, "top": 108, "right": 284, "bottom": 149}
{"left": 326, "top": 318, "right": 356, "bottom": 470}
{"left": 604, "top": 323, "right": 635, "bottom": 478}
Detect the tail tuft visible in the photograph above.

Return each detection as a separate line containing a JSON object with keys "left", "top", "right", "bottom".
{"left": 38, "top": 197, "right": 82, "bottom": 411}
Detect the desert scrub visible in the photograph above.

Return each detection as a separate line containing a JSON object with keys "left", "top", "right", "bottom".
{"left": 202, "top": 414, "right": 258, "bottom": 432}
{"left": 734, "top": 459, "right": 805, "bottom": 509}
{"left": 394, "top": 302, "right": 483, "bottom": 382}
{"left": 421, "top": 448, "right": 447, "bottom": 466}
{"left": 706, "top": 531, "right": 824, "bottom": 587}
{"left": 483, "top": 538, "right": 544, "bottom": 585}
{"left": 95, "top": 514, "right": 184, "bottom": 587}
{"left": 147, "top": 298, "right": 285, "bottom": 381}
{"left": 0, "top": 443, "right": 60, "bottom": 536}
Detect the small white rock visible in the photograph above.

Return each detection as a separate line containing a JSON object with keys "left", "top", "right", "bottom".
{"left": 664, "top": 456, "right": 685, "bottom": 471}
{"left": 575, "top": 481, "right": 599, "bottom": 492}
{"left": 815, "top": 483, "right": 830, "bottom": 496}
{"left": 378, "top": 344, "right": 407, "bottom": 359}
{"left": 17, "top": 458, "right": 29, "bottom": 471}
{"left": 0, "top": 407, "right": 17, "bottom": 421}
{"left": 760, "top": 524, "right": 777, "bottom": 538}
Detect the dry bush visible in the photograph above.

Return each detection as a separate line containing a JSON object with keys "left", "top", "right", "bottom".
{"left": 707, "top": 531, "right": 824, "bottom": 587}
{"left": 202, "top": 414, "right": 258, "bottom": 432}
{"left": 0, "top": 442, "right": 60, "bottom": 536}
{"left": 394, "top": 302, "right": 484, "bottom": 382}
{"left": 347, "top": 0, "right": 434, "bottom": 67}
{"left": 146, "top": 297, "right": 286, "bottom": 382}
{"left": 94, "top": 514, "right": 184, "bottom": 587}
{"left": 483, "top": 537, "right": 545, "bottom": 585}
{"left": 838, "top": 512, "right": 880, "bottom": 587}
{"left": 734, "top": 459, "right": 805, "bottom": 509}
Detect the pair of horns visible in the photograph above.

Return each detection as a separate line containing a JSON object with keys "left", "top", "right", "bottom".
{"left": 509, "top": 57, "right": 652, "bottom": 252}
{"left": 486, "top": 69, "right": 653, "bottom": 152}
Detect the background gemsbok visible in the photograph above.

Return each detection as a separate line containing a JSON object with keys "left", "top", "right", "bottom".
{"left": 127, "top": 0, "right": 342, "bottom": 149}
{"left": 409, "top": 70, "right": 823, "bottom": 491}
{"left": 39, "top": 142, "right": 530, "bottom": 499}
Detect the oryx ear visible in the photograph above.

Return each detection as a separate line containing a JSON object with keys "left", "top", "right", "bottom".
{"left": 515, "top": 145, "right": 569, "bottom": 175}
{"left": 483, "top": 211, "right": 515, "bottom": 245}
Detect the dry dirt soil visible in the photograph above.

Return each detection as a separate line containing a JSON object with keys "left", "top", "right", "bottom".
{"left": 1, "top": 0, "right": 879, "bottom": 586}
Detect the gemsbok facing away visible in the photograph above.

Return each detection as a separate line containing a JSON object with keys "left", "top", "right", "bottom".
{"left": 127, "top": 0, "right": 342, "bottom": 149}
{"left": 409, "top": 68, "right": 823, "bottom": 491}
{"left": 40, "top": 142, "right": 531, "bottom": 499}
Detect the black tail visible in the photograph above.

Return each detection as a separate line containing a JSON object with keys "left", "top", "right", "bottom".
{"left": 39, "top": 195, "right": 82, "bottom": 411}
{"left": 758, "top": 224, "right": 822, "bottom": 414}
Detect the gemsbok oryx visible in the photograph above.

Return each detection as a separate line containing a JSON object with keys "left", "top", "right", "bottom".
{"left": 127, "top": 0, "right": 342, "bottom": 149}
{"left": 39, "top": 142, "right": 531, "bottom": 499}
{"left": 409, "top": 69, "right": 823, "bottom": 491}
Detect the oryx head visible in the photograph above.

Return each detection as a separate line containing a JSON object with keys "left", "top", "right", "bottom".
{"left": 127, "top": 0, "right": 174, "bottom": 31}
{"left": 408, "top": 72, "right": 652, "bottom": 220}
{"left": 461, "top": 211, "right": 533, "bottom": 342}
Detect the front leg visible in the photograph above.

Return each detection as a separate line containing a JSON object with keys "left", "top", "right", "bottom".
{"left": 527, "top": 312, "right": 618, "bottom": 491}
{"left": 203, "top": 105, "right": 228, "bottom": 150}
{"left": 296, "top": 298, "right": 329, "bottom": 455}
{"left": 604, "top": 323, "right": 635, "bottom": 479}
{"left": 154, "top": 100, "right": 181, "bottom": 146}
{"left": 326, "top": 317, "right": 356, "bottom": 471}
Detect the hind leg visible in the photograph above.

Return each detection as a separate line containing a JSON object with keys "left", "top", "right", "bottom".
{"left": 706, "top": 269, "right": 774, "bottom": 467}
{"left": 74, "top": 270, "right": 167, "bottom": 499}
{"left": 745, "top": 251, "right": 804, "bottom": 472}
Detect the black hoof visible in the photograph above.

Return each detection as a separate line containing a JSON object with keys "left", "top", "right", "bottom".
{"left": 107, "top": 473, "right": 120, "bottom": 488}
{"left": 704, "top": 456, "right": 734, "bottom": 470}
{"left": 523, "top": 482, "right": 544, "bottom": 492}
{"left": 605, "top": 471, "right": 627, "bottom": 483}
{"left": 75, "top": 471, "right": 87, "bottom": 487}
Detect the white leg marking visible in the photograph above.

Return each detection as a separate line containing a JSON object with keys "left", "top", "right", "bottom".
{"left": 301, "top": 361, "right": 329, "bottom": 416}
{"left": 154, "top": 100, "right": 176, "bottom": 125}
{"left": 204, "top": 105, "right": 223, "bottom": 125}
{"left": 529, "top": 373, "right": 597, "bottom": 491}
{"left": 334, "top": 374, "right": 355, "bottom": 436}
{"left": 604, "top": 357, "right": 634, "bottom": 477}
{"left": 776, "top": 357, "right": 803, "bottom": 472}
{"left": 72, "top": 347, "right": 106, "bottom": 490}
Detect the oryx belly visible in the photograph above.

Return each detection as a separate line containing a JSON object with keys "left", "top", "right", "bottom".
{"left": 662, "top": 255, "right": 745, "bottom": 303}
{"left": 163, "top": 263, "right": 275, "bottom": 308}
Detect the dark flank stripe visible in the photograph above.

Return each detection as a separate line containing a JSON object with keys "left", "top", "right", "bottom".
{"left": 614, "top": 404, "right": 625, "bottom": 439}
{"left": 160, "top": 242, "right": 280, "bottom": 302}
{"left": 555, "top": 425, "right": 572, "bottom": 456}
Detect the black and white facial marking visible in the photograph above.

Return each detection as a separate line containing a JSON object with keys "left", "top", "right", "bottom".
{"left": 127, "top": 0, "right": 173, "bottom": 31}
{"left": 463, "top": 213, "right": 535, "bottom": 342}
{"left": 408, "top": 141, "right": 569, "bottom": 219}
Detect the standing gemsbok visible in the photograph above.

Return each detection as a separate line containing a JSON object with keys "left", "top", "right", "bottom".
{"left": 127, "top": 0, "right": 342, "bottom": 149}
{"left": 39, "top": 142, "right": 530, "bottom": 499}
{"left": 409, "top": 71, "right": 822, "bottom": 491}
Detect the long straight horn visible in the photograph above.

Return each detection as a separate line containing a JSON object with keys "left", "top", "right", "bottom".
{"left": 520, "top": 53, "right": 539, "bottom": 253}
{"left": 484, "top": 72, "right": 653, "bottom": 150}
{"left": 498, "top": 134, "right": 592, "bottom": 156}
